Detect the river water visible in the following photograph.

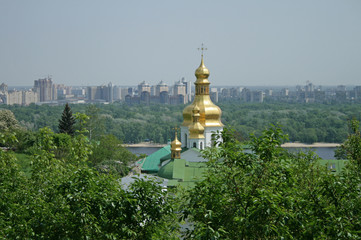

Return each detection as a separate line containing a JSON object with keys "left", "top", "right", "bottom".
{"left": 127, "top": 147, "right": 337, "bottom": 160}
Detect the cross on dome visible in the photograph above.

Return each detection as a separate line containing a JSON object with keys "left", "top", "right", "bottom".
{"left": 197, "top": 43, "right": 207, "bottom": 57}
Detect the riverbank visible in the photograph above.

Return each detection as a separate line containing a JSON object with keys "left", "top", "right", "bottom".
{"left": 281, "top": 142, "right": 341, "bottom": 148}
{"left": 125, "top": 142, "right": 341, "bottom": 148}
{"left": 123, "top": 142, "right": 167, "bottom": 148}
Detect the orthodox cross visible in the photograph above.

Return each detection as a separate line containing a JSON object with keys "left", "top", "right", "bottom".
{"left": 198, "top": 43, "right": 207, "bottom": 57}
{"left": 172, "top": 126, "right": 179, "bottom": 138}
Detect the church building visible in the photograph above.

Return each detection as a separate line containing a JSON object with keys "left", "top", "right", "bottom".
{"left": 181, "top": 55, "right": 223, "bottom": 149}
{"left": 140, "top": 54, "right": 224, "bottom": 188}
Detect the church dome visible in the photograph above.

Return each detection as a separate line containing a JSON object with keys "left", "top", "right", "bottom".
{"left": 158, "top": 160, "right": 174, "bottom": 179}
{"left": 189, "top": 105, "right": 205, "bottom": 139}
{"left": 171, "top": 135, "right": 182, "bottom": 151}
{"left": 195, "top": 57, "right": 210, "bottom": 79}
{"left": 182, "top": 56, "right": 223, "bottom": 128}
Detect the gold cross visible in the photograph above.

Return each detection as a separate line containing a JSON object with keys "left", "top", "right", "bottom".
{"left": 198, "top": 43, "right": 207, "bottom": 57}
{"left": 172, "top": 126, "right": 179, "bottom": 138}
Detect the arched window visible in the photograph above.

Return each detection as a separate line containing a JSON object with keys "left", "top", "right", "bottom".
{"left": 193, "top": 142, "right": 196, "bottom": 148}
{"left": 200, "top": 142, "right": 203, "bottom": 150}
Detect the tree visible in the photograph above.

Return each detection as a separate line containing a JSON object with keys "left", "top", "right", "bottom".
{"left": 335, "top": 119, "right": 361, "bottom": 165}
{"left": 85, "top": 104, "right": 105, "bottom": 141}
{"left": 89, "top": 134, "right": 137, "bottom": 176}
{"left": 182, "top": 126, "right": 361, "bottom": 239}
{"left": 0, "top": 127, "right": 179, "bottom": 239}
{"left": 58, "top": 103, "right": 76, "bottom": 136}
{"left": 0, "top": 109, "right": 22, "bottom": 132}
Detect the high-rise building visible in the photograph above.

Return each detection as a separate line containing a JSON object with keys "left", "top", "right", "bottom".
{"left": 138, "top": 81, "right": 151, "bottom": 94}
{"left": 181, "top": 77, "right": 192, "bottom": 102}
{"left": 0, "top": 83, "right": 38, "bottom": 105}
{"left": 33, "top": 77, "right": 55, "bottom": 102}
{"left": 173, "top": 80, "right": 187, "bottom": 104}
{"left": 156, "top": 81, "right": 168, "bottom": 96}
{"left": 22, "top": 90, "right": 38, "bottom": 105}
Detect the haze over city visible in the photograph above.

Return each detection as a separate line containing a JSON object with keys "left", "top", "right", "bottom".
{"left": 1, "top": 0, "right": 360, "bottom": 87}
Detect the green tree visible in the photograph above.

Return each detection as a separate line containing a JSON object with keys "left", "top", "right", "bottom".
{"left": 0, "top": 127, "right": 179, "bottom": 239}
{"left": 85, "top": 104, "right": 105, "bottom": 140}
{"left": 0, "top": 109, "right": 22, "bottom": 132}
{"left": 182, "top": 126, "right": 361, "bottom": 239}
{"left": 58, "top": 103, "right": 76, "bottom": 136}
{"left": 89, "top": 134, "right": 137, "bottom": 176}
{"left": 335, "top": 119, "right": 361, "bottom": 163}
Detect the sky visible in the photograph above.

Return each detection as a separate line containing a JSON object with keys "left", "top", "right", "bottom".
{"left": 1, "top": 0, "right": 360, "bottom": 87}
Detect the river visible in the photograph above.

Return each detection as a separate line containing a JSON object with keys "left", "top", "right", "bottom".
{"left": 127, "top": 146, "right": 337, "bottom": 160}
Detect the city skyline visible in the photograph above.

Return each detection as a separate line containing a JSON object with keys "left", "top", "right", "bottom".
{"left": 1, "top": 0, "right": 361, "bottom": 86}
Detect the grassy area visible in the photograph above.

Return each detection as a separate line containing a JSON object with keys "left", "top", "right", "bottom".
{"left": 15, "top": 153, "right": 32, "bottom": 177}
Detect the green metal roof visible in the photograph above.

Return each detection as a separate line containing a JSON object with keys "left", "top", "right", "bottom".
{"left": 158, "top": 160, "right": 174, "bottom": 179}
{"left": 158, "top": 157, "right": 208, "bottom": 188}
{"left": 141, "top": 145, "right": 171, "bottom": 173}
{"left": 317, "top": 159, "right": 348, "bottom": 174}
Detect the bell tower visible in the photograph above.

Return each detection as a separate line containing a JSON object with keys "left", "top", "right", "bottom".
{"left": 181, "top": 45, "right": 223, "bottom": 149}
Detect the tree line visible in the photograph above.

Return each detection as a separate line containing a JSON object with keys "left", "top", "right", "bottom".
{"left": 2, "top": 102, "right": 361, "bottom": 144}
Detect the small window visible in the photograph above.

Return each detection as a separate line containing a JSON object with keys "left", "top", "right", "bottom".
{"left": 200, "top": 142, "right": 203, "bottom": 150}
{"left": 193, "top": 142, "right": 196, "bottom": 148}
{"left": 329, "top": 163, "right": 336, "bottom": 172}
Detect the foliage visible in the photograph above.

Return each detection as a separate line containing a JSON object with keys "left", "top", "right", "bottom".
{"left": 0, "top": 128, "right": 179, "bottom": 239}
{"left": 90, "top": 134, "right": 137, "bottom": 177}
{"left": 3, "top": 102, "right": 361, "bottom": 144}
{"left": 84, "top": 104, "right": 105, "bottom": 141}
{"left": 0, "top": 109, "right": 22, "bottom": 132}
{"left": 58, "top": 103, "right": 76, "bottom": 136}
{"left": 182, "top": 126, "right": 361, "bottom": 239}
{"left": 334, "top": 119, "right": 361, "bottom": 162}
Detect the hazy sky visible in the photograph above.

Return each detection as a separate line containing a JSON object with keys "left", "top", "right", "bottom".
{"left": 1, "top": 0, "right": 360, "bottom": 87}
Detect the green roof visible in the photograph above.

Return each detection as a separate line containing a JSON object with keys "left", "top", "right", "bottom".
{"left": 158, "top": 158, "right": 208, "bottom": 188}
{"left": 160, "top": 147, "right": 188, "bottom": 162}
{"left": 158, "top": 160, "right": 174, "bottom": 179}
{"left": 141, "top": 145, "right": 171, "bottom": 173}
{"left": 317, "top": 159, "right": 348, "bottom": 174}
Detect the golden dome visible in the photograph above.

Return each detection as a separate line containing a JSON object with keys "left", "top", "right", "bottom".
{"left": 171, "top": 133, "right": 182, "bottom": 152}
{"left": 189, "top": 105, "right": 205, "bottom": 139}
{"left": 195, "top": 56, "right": 210, "bottom": 79}
{"left": 182, "top": 56, "right": 223, "bottom": 128}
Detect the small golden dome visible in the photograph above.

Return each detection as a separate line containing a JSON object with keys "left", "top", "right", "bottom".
{"left": 171, "top": 134, "right": 182, "bottom": 151}
{"left": 189, "top": 105, "right": 205, "bottom": 139}
{"left": 195, "top": 56, "right": 210, "bottom": 79}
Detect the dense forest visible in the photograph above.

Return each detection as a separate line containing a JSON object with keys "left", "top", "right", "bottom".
{"left": 1, "top": 102, "right": 361, "bottom": 143}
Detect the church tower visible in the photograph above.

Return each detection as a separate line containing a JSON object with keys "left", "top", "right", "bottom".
{"left": 181, "top": 50, "right": 223, "bottom": 149}
{"left": 171, "top": 131, "right": 182, "bottom": 159}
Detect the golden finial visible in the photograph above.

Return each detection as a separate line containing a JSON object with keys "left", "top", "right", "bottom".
{"left": 171, "top": 126, "right": 182, "bottom": 156}
{"left": 197, "top": 43, "right": 207, "bottom": 57}
{"left": 172, "top": 126, "right": 179, "bottom": 139}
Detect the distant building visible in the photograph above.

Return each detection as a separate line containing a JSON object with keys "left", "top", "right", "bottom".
{"left": 34, "top": 77, "right": 56, "bottom": 102}
{"left": 173, "top": 80, "right": 187, "bottom": 104}
{"left": 210, "top": 88, "right": 218, "bottom": 103}
{"left": 181, "top": 77, "right": 192, "bottom": 102}
{"left": 0, "top": 83, "right": 38, "bottom": 105}
{"left": 138, "top": 81, "right": 151, "bottom": 94}
{"left": 22, "top": 90, "right": 38, "bottom": 105}
{"left": 156, "top": 81, "right": 168, "bottom": 96}
{"left": 86, "top": 83, "right": 114, "bottom": 102}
